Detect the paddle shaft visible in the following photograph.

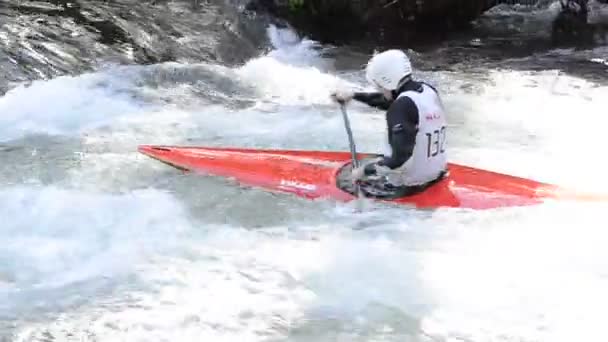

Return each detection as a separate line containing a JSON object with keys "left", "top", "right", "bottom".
{"left": 339, "top": 102, "right": 359, "bottom": 168}
{"left": 338, "top": 101, "right": 364, "bottom": 204}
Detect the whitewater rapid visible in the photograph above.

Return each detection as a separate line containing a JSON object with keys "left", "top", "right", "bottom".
{"left": 2, "top": 24, "right": 608, "bottom": 342}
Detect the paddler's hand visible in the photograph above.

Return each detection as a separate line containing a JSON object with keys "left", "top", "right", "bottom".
{"left": 350, "top": 164, "right": 367, "bottom": 183}
{"left": 350, "top": 157, "right": 383, "bottom": 183}
{"left": 330, "top": 89, "right": 354, "bottom": 104}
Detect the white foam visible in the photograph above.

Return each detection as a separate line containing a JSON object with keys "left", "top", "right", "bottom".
{"left": 0, "top": 68, "right": 152, "bottom": 142}
{"left": 441, "top": 69, "right": 608, "bottom": 192}
{"left": 12, "top": 201, "right": 608, "bottom": 341}
{"left": 235, "top": 26, "right": 360, "bottom": 106}
{"left": 0, "top": 185, "right": 190, "bottom": 294}
{"left": 4, "top": 22, "right": 608, "bottom": 342}
{"left": 13, "top": 226, "right": 323, "bottom": 341}
{"left": 418, "top": 205, "right": 608, "bottom": 342}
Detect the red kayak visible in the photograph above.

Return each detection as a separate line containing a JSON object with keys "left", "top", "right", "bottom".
{"left": 138, "top": 145, "right": 608, "bottom": 210}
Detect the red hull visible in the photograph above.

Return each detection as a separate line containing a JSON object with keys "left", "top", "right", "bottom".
{"left": 137, "top": 145, "right": 607, "bottom": 210}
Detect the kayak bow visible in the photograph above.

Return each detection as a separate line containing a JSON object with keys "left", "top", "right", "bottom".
{"left": 138, "top": 145, "right": 608, "bottom": 210}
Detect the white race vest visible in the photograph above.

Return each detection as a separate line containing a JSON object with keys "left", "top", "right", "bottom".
{"left": 382, "top": 83, "right": 448, "bottom": 186}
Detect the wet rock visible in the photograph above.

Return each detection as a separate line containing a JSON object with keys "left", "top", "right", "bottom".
{"left": 551, "top": 3, "right": 593, "bottom": 45}
{"left": 246, "top": 0, "right": 495, "bottom": 45}
{"left": 549, "top": 0, "right": 608, "bottom": 46}
{"left": 0, "top": 0, "right": 272, "bottom": 93}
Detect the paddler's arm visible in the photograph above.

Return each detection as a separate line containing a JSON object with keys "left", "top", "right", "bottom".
{"left": 352, "top": 91, "right": 393, "bottom": 110}
{"left": 364, "top": 96, "right": 419, "bottom": 175}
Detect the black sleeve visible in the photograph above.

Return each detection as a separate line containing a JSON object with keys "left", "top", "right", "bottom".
{"left": 352, "top": 91, "right": 392, "bottom": 110}
{"left": 364, "top": 96, "right": 418, "bottom": 175}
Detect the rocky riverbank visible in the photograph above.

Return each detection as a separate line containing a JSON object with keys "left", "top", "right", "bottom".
{"left": 0, "top": 0, "right": 272, "bottom": 94}
{"left": 246, "top": 0, "right": 608, "bottom": 48}
{"left": 2, "top": 0, "right": 607, "bottom": 96}
{"left": 246, "top": 0, "right": 496, "bottom": 45}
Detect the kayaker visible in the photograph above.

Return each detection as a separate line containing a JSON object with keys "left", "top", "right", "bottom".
{"left": 330, "top": 49, "right": 448, "bottom": 198}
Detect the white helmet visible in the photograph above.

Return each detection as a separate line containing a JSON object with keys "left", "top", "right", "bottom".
{"left": 365, "top": 49, "right": 413, "bottom": 91}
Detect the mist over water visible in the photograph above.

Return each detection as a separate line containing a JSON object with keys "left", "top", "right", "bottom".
{"left": 2, "top": 3, "right": 608, "bottom": 341}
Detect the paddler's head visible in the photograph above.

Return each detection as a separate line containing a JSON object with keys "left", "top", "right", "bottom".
{"left": 365, "top": 49, "right": 413, "bottom": 101}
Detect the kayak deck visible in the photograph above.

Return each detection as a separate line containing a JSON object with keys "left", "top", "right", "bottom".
{"left": 138, "top": 145, "right": 356, "bottom": 201}
{"left": 138, "top": 145, "right": 607, "bottom": 210}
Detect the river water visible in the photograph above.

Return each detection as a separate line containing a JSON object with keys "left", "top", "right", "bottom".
{"left": 2, "top": 2, "right": 608, "bottom": 341}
